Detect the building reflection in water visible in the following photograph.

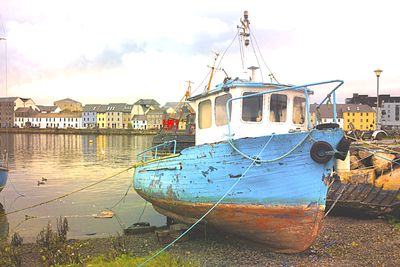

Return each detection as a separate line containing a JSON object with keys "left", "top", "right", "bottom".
{"left": 0, "top": 133, "right": 163, "bottom": 241}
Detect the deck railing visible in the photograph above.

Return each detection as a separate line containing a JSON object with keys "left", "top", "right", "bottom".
{"left": 137, "top": 140, "right": 177, "bottom": 162}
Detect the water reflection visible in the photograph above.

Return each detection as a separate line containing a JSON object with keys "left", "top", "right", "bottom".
{"left": 0, "top": 133, "right": 164, "bottom": 242}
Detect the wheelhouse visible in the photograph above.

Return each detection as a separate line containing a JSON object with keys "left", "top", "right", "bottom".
{"left": 189, "top": 81, "right": 309, "bottom": 146}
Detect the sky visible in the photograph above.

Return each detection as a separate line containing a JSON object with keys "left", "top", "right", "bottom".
{"left": 0, "top": 0, "right": 399, "bottom": 106}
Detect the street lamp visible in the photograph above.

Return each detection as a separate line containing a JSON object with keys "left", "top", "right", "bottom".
{"left": 374, "top": 69, "right": 382, "bottom": 130}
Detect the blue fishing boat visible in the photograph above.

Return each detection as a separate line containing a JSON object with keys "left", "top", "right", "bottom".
{"left": 133, "top": 11, "right": 350, "bottom": 253}
{"left": 0, "top": 151, "right": 8, "bottom": 192}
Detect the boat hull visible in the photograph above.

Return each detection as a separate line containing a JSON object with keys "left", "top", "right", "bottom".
{"left": 137, "top": 191, "right": 324, "bottom": 253}
{"left": 133, "top": 129, "right": 344, "bottom": 252}
{"left": 0, "top": 167, "right": 8, "bottom": 193}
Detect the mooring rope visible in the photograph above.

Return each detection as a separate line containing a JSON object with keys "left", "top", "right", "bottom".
{"left": 138, "top": 133, "right": 275, "bottom": 266}
{"left": 107, "top": 183, "right": 132, "bottom": 211}
{"left": 0, "top": 164, "right": 139, "bottom": 218}
{"left": 345, "top": 134, "right": 400, "bottom": 155}
{"left": 227, "top": 130, "right": 314, "bottom": 163}
{"left": 137, "top": 200, "right": 148, "bottom": 223}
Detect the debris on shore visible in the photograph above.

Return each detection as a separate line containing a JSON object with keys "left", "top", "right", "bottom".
{"left": 1, "top": 216, "right": 399, "bottom": 266}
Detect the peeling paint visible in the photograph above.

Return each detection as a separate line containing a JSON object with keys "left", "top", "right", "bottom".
{"left": 133, "top": 130, "right": 344, "bottom": 253}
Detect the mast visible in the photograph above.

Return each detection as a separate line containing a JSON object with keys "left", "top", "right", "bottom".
{"left": 239, "top": 11, "right": 258, "bottom": 80}
{"left": 206, "top": 52, "right": 219, "bottom": 91}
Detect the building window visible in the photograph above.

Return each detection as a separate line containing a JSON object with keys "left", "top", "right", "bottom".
{"left": 198, "top": 99, "right": 212, "bottom": 129}
{"left": 215, "top": 93, "right": 232, "bottom": 126}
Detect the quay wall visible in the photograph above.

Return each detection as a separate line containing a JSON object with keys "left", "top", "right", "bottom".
{"left": 0, "top": 128, "right": 159, "bottom": 136}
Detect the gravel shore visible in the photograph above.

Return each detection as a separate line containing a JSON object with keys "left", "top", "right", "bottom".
{"left": 15, "top": 215, "right": 400, "bottom": 266}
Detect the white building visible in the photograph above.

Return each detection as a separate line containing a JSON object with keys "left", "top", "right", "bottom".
{"left": 14, "top": 112, "right": 83, "bottom": 129}
{"left": 132, "top": 114, "right": 147, "bottom": 130}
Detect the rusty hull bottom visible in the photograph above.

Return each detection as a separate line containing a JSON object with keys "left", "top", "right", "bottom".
{"left": 139, "top": 193, "right": 324, "bottom": 253}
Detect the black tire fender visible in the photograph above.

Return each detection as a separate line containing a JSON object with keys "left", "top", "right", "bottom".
{"left": 335, "top": 137, "right": 351, "bottom": 161}
{"left": 310, "top": 141, "right": 334, "bottom": 164}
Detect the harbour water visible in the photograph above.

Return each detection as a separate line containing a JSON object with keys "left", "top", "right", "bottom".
{"left": 0, "top": 133, "right": 165, "bottom": 242}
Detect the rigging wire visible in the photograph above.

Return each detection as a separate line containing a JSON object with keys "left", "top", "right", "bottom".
{"left": 215, "top": 30, "right": 240, "bottom": 77}
{"left": 249, "top": 28, "right": 280, "bottom": 84}
{"left": 190, "top": 68, "right": 211, "bottom": 96}
{"left": 249, "top": 34, "right": 263, "bottom": 82}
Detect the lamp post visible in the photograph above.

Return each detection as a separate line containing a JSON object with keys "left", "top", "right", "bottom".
{"left": 374, "top": 69, "right": 382, "bottom": 130}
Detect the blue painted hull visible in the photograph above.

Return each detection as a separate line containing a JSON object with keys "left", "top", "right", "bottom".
{"left": 133, "top": 128, "right": 344, "bottom": 252}
{"left": 0, "top": 167, "right": 8, "bottom": 193}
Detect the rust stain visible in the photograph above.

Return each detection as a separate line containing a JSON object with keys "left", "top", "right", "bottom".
{"left": 137, "top": 191, "right": 324, "bottom": 253}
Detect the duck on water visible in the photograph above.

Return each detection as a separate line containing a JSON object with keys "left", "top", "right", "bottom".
{"left": 132, "top": 11, "right": 350, "bottom": 253}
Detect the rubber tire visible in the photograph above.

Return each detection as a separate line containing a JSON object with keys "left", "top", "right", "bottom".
{"left": 310, "top": 141, "right": 333, "bottom": 164}
{"left": 335, "top": 137, "right": 351, "bottom": 161}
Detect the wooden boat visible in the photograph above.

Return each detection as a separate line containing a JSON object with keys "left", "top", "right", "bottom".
{"left": 133, "top": 11, "right": 349, "bottom": 253}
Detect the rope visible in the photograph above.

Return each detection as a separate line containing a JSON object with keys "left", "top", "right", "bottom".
{"left": 107, "top": 183, "right": 132, "bottom": 211}
{"left": 138, "top": 132, "right": 274, "bottom": 266}
{"left": 6, "top": 173, "right": 25, "bottom": 197}
{"left": 345, "top": 134, "right": 400, "bottom": 155}
{"left": 0, "top": 164, "right": 139, "bottom": 218}
{"left": 137, "top": 200, "right": 148, "bottom": 223}
{"left": 227, "top": 130, "right": 314, "bottom": 163}
{"left": 324, "top": 183, "right": 347, "bottom": 217}
{"left": 353, "top": 145, "right": 400, "bottom": 167}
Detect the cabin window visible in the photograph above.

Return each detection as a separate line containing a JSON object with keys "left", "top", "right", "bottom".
{"left": 242, "top": 92, "right": 263, "bottom": 122}
{"left": 292, "top": 97, "right": 306, "bottom": 124}
{"left": 215, "top": 93, "right": 232, "bottom": 126}
{"left": 198, "top": 100, "right": 212, "bottom": 129}
{"left": 270, "top": 94, "right": 287, "bottom": 122}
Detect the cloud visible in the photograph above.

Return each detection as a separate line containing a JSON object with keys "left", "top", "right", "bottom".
{"left": 1, "top": 0, "right": 400, "bottom": 106}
